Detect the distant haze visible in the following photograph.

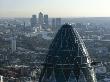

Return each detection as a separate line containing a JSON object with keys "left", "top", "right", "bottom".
{"left": 0, "top": 0, "right": 110, "bottom": 17}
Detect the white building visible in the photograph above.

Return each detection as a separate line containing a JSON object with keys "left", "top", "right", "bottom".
{"left": 0, "top": 75, "right": 3, "bottom": 82}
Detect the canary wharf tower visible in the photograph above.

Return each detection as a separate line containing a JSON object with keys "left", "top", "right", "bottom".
{"left": 39, "top": 24, "right": 97, "bottom": 82}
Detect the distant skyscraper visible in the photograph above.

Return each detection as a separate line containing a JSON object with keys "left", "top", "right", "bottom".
{"left": 23, "top": 22, "right": 26, "bottom": 31}
{"left": 56, "top": 18, "right": 61, "bottom": 27}
{"left": 52, "top": 18, "right": 56, "bottom": 28}
{"left": 38, "top": 12, "right": 44, "bottom": 27}
{"left": 30, "top": 15, "right": 37, "bottom": 27}
{"left": 44, "top": 14, "right": 49, "bottom": 28}
{"left": 11, "top": 36, "right": 16, "bottom": 53}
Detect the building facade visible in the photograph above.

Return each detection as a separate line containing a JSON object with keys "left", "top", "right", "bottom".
{"left": 44, "top": 15, "right": 49, "bottom": 28}
{"left": 11, "top": 36, "right": 16, "bottom": 53}
{"left": 30, "top": 15, "right": 37, "bottom": 27}
{"left": 38, "top": 12, "right": 44, "bottom": 27}
{"left": 39, "top": 24, "right": 97, "bottom": 82}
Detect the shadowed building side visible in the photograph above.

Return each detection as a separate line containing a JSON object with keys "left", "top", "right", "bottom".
{"left": 39, "top": 24, "right": 97, "bottom": 82}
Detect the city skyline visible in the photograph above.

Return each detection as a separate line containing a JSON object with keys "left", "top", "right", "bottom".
{"left": 0, "top": 0, "right": 110, "bottom": 17}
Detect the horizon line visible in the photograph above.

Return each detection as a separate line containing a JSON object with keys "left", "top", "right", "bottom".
{"left": 1, "top": 16, "right": 110, "bottom": 19}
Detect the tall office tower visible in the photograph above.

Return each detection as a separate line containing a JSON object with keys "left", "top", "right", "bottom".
{"left": 44, "top": 14, "right": 49, "bottom": 28}
{"left": 52, "top": 18, "right": 56, "bottom": 28}
{"left": 39, "top": 24, "right": 97, "bottom": 82}
{"left": 30, "top": 15, "right": 37, "bottom": 27}
{"left": 23, "top": 22, "right": 26, "bottom": 31}
{"left": 11, "top": 36, "right": 16, "bottom": 53}
{"left": 56, "top": 18, "right": 61, "bottom": 27}
{"left": 38, "top": 12, "right": 44, "bottom": 27}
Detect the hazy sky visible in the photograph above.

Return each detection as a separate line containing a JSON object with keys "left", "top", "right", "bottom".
{"left": 0, "top": 0, "right": 110, "bottom": 17}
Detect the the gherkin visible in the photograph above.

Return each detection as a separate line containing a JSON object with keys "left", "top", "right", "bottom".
{"left": 39, "top": 24, "right": 97, "bottom": 82}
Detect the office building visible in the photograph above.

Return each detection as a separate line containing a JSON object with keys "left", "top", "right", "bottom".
{"left": 56, "top": 18, "right": 61, "bottom": 27}
{"left": 52, "top": 18, "right": 56, "bottom": 28}
{"left": 52, "top": 18, "right": 61, "bottom": 28}
{"left": 11, "top": 36, "right": 16, "bottom": 53}
{"left": 30, "top": 15, "right": 37, "bottom": 27}
{"left": 39, "top": 24, "right": 97, "bottom": 82}
{"left": 38, "top": 12, "right": 44, "bottom": 27}
{"left": 44, "top": 14, "right": 49, "bottom": 28}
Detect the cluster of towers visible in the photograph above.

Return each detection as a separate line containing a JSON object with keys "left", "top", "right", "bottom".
{"left": 30, "top": 12, "right": 48, "bottom": 28}
{"left": 30, "top": 12, "right": 62, "bottom": 29}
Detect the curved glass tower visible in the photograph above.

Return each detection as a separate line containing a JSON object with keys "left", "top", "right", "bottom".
{"left": 39, "top": 24, "right": 97, "bottom": 82}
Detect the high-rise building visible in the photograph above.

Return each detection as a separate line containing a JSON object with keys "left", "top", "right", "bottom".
{"left": 11, "top": 36, "right": 16, "bottom": 53}
{"left": 44, "top": 14, "right": 49, "bottom": 28}
{"left": 56, "top": 18, "right": 61, "bottom": 27}
{"left": 39, "top": 24, "right": 97, "bottom": 82}
{"left": 52, "top": 18, "right": 61, "bottom": 28}
{"left": 30, "top": 15, "right": 37, "bottom": 27}
{"left": 52, "top": 18, "right": 56, "bottom": 28}
{"left": 38, "top": 12, "right": 44, "bottom": 27}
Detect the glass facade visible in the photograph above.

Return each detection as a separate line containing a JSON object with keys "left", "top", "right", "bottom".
{"left": 39, "top": 24, "right": 97, "bottom": 82}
